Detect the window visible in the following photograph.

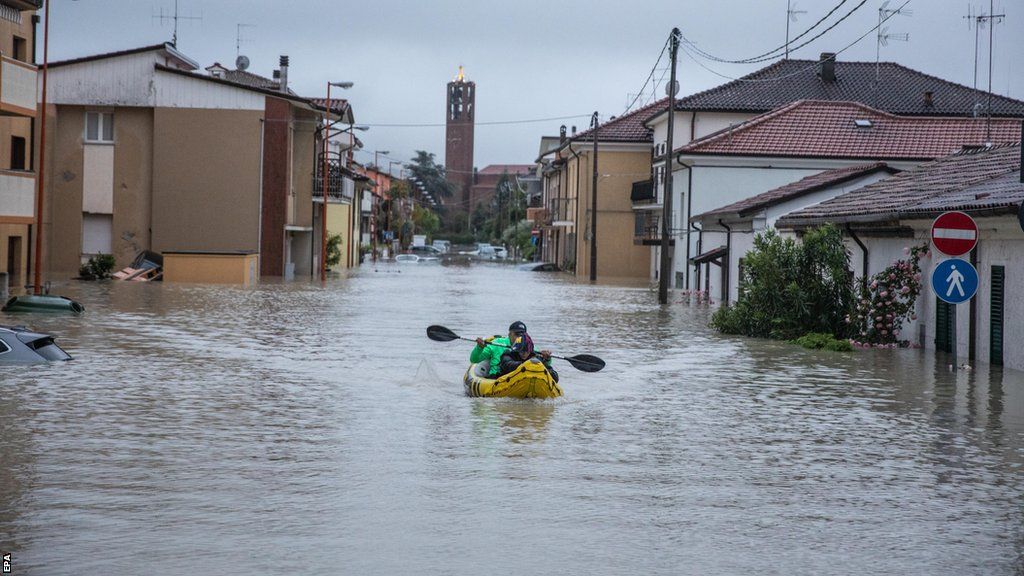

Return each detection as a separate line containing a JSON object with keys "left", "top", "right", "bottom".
{"left": 12, "top": 36, "right": 26, "bottom": 62}
{"left": 85, "top": 112, "right": 114, "bottom": 143}
{"left": 0, "top": 338, "right": 10, "bottom": 355}
{"left": 10, "top": 136, "right": 25, "bottom": 170}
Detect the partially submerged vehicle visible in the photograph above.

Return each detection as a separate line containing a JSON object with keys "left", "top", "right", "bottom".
{"left": 0, "top": 324, "right": 73, "bottom": 364}
{"left": 518, "top": 262, "right": 560, "bottom": 272}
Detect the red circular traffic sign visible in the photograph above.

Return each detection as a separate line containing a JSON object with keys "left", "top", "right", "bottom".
{"left": 931, "top": 211, "right": 978, "bottom": 256}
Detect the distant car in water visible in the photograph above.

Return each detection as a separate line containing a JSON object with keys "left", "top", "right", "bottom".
{"left": 518, "top": 262, "right": 561, "bottom": 272}
{"left": 395, "top": 253, "right": 438, "bottom": 264}
{"left": 494, "top": 246, "right": 508, "bottom": 259}
{"left": 409, "top": 245, "right": 444, "bottom": 257}
{"left": 432, "top": 240, "right": 451, "bottom": 254}
{"left": 0, "top": 325, "right": 73, "bottom": 364}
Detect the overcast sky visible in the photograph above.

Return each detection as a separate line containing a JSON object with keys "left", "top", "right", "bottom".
{"left": 43, "top": 0, "right": 1023, "bottom": 170}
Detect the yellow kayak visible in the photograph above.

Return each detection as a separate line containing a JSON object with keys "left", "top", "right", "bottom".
{"left": 463, "top": 358, "right": 563, "bottom": 399}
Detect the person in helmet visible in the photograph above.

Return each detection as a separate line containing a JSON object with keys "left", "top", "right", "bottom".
{"left": 498, "top": 332, "right": 558, "bottom": 381}
{"left": 470, "top": 321, "right": 528, "bottom": 376}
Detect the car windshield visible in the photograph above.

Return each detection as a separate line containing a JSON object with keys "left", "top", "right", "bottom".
{"left": 33, "top": 341, "right": 72, "bottom": 361}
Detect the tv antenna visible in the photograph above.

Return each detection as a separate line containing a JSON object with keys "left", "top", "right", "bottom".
{"left": 236, "top": 23, "right": 256, "bottom": 59}
{"left": 153, "top": 0, "right": 202, "bottom": 47}
{"left": 875, "top": 1, "right": 912, "bottom": 82}
{"left": 785, "top": 1, "right": 808, "bottom": 59}
{"left": 963, "top": 3, "right": 1005, "bottom": 123}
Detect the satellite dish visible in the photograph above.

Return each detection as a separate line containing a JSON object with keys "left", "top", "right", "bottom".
{"left": 235, "top": 55, "right": 250, "bottom": 71}
{"left": 665, "top": 80, "right": 679, "bottom": 97}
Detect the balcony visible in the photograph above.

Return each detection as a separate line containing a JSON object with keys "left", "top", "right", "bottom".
{"left": 0, "top": 170, "right": 35, "bottom": 222}
{"left": 634, "top": 210, "right": 673, "bottom": 246}
{"left": 2, "top": 1, "right": 44, "bottom": 9}
{"left": 546, "top": 197, "right": 573, "bottom": 227}
{"left": 526, "top": 207, "right": 547, "bottom": 224}
{"left": 313, "top": 155, "right": 355, "bottom": 202}
{"left": 631, "top": 179, "right": 658, "bottom": 207}
{"left": 0, "top": 54, "right": 37, "bottom": 117}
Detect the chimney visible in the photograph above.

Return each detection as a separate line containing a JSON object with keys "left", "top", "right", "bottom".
{"left": 819, "top": 52, "right": 836, "bottom": 83}
{"left": 571, "top": 126, "right": 577, "bottom": 136}
{"left": 924, "top": 91, "right": 934, "bottom": 108}
{"left": 278, "top": 55, "right": 289, "bottom": 93}
{"left": 559, "top": 125, "right": 567, "bottom": 145}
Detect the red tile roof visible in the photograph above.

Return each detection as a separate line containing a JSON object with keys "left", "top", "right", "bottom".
{"left": 776, "top": 143, "right": 1022, "bottom": 227}
{"left": 695, "top": 162, "right": 896, "bottom": 220}
{"left": 679, "top": 100, "right": 1022, "bottom": 161}
{"left": 570, "top": 98, "right": 669, "bottom": 144}
{"left": 477, "top": 164, "right": 534, "bottom": 175}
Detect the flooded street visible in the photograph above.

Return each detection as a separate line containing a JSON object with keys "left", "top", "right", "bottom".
{"left": 2, "top": 263, "right": 1023, "bottom": 575}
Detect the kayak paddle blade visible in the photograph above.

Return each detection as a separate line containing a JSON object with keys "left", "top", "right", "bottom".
{"left": 567, "top": 354, "right": 605, "bottom": 372}
{"left": 427, "top": 325, "right": 461, "bottom": 342}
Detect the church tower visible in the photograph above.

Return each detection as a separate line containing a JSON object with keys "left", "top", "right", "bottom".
{"left": 445, "top": 66, "right": 475, "bottom": 211}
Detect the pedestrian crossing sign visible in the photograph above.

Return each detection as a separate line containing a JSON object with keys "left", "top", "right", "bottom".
{"left": 931, "top": 258, "right": 978, "bottom": 305}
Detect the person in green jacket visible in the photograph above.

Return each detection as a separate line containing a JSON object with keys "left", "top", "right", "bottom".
{"left": 471, "top": 321, "right": 555, "bottom": 378}
{"left": 471, "top": 321, "right": 527, "bottom": 376}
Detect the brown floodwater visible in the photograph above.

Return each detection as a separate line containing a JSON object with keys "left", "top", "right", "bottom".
{"left": 1, "top": 262, "right": 1022, "bottom": 575}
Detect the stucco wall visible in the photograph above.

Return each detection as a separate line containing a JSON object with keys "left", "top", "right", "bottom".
{"left": 152, "top": 107, "right": 263, "bottom": 255}
{"left": 572, "top": 148, "right": 652, "bottom": 279}
{"left": 47, "top": 104, "right": 86, "bottom": 275}
{"left": 111, "top": 108, "right": 155, "bottom": 267}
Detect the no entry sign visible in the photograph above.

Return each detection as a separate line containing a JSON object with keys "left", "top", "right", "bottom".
{"left": 931, "top": 211, "right": 978, "bottom": 256}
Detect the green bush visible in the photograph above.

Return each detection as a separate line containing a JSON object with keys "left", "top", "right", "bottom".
{"left": 326, "top": 234, "right": 343, "bottom": 268}
{"left": 792, "top": 332, "right": 853, "bottom": 352}
{"left": 710, "top": 225, "right": 854, "bottom": 341}
{"left": 78, "top": 254, "right": 116, "bottom": 280}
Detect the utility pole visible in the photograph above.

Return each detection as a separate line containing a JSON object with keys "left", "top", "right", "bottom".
{"left": 658, "top": 28, "right": 680, "bottom": 304}
{"left": 589, "top": 111, "right": 599, "bottom": 282}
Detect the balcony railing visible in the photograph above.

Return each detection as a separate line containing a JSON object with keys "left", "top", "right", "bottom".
{"left": 313, "top": 156, "right": 354, "bottom": 202}
{"left": 0, "top": 170, "right": 35, "bottom": 221}
{"left": 0, "top": 54, "right": 36, "bottom": 117}
{"left": 546, "top": 197, "right": 573, "bottom": 226}
{"left": 634, "top": 210, "right": 674, "bottom": 246}
{"left": 526, "top": 207, "right": 547, "bottom": 224}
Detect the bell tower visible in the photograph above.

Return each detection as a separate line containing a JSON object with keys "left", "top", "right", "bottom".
{"left": 445, "top": 66, "right": 475, "bottom": 211}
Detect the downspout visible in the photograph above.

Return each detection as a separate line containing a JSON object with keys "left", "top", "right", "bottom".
{"left": 969, "top": 246, "right": 978, "bottom": 363}
{"left": 718, "top": 219, "right": 731, "bottom": 304}
{"left": 569, "top": 143, "right": 583, "bottom": 273}
{"left": 690, "top": 111, "right": 696, "bottom": 142}
{"left": 674, "top": 151, "right": 693, "bottom": 289}
{"left": 29, "top": 14, "right": 39, "bottom": 171}
{"left": 692, "top": 221, "right": 703, "bottom": 292}
{"left": 846, "top": 223, "right": 868, "bottom": 290}
{"left": 258, "top": 118, "right": 266, "bottom": 278}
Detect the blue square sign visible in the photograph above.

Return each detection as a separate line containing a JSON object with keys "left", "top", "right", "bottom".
{"left": 931, "top": 258, "right": 979, "bottom": 304}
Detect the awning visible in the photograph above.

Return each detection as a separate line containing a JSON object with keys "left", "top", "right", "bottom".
{"left": 630, "top": 179, "right": 655, "bottom": 202}
{"left": 689, "top": 245, "right": 727, "bottom": 265}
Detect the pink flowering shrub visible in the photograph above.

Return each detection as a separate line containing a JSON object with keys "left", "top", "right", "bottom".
{"left": 848, "top": 244, "right": 929, "bottom": 347}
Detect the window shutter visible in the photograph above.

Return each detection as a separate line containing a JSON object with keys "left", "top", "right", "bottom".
{"left": 990, "top": 265, "right": 1005, "bottom": 366}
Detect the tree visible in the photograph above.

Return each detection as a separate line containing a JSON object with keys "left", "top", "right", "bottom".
{"left": 412, "top": 205, "right": 441, "bottom": 238}
{"left": 710, "top": 225, "right": 855, "bottom": 341}
{"left": 406, "top": 151, "right": 457, "bottom": 201}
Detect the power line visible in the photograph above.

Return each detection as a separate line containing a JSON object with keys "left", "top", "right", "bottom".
{"left": 678, "top": 0, "right": 912, "bottom": 84}
{"left": 358, "top": 113, "right": 592, "bottom": 128}
{"left": 688, "top": 0, "right": 853, "bottom": 64}
{"left": 623, "top": 33, "right": 672, "bottom": 115}
{"left": 683, "top": 0, "right": 871, "bottom": 65}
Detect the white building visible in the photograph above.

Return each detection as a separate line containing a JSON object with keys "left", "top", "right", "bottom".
{"left": 778, "top": 143, "right": 1023, "bottom": 372}
{"left": 642, "top": 55, "right": 1024, "bottom": 290}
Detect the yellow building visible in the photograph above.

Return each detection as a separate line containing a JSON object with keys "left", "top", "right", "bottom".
{"left": 0, "top": 0, "right": 39, "bottom": 294}
{"left": 535, "top": 100, "right": 666, "bottom": 279}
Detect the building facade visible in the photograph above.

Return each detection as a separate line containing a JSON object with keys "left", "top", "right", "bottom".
{"left": 0, "top": 0, "right": 39, "bottom": 293}
{"left": 41, "top": 43, "right": 342, "bottom": 283}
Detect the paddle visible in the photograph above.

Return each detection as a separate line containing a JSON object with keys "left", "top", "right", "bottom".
{"left": 426, "top": 325, "right": 606, "bottom": 372}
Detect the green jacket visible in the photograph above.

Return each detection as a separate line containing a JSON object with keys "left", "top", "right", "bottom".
{"left": 471, "top": 335, "right": 554, "bottom": 376}
{"left": 470, "top": 336, "right": 509, "bottom": 376}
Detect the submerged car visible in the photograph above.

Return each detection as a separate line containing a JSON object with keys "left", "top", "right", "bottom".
{"left": 518, "top": 262, "right": 561, "bottom": 272}
{"left": 0, "top": 325, "right": 73, "bottom": 364}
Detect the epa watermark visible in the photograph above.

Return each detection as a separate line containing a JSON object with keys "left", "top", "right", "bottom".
{"left": 2, "top": 552, "right": 10, "bottom": 573}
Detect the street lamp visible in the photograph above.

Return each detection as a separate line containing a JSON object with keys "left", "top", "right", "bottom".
{"left": 321, "top": 80, "right": 354, "bottom": 282}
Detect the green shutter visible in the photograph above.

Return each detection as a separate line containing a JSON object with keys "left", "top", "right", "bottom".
{"left": 935, "top": 298, "right": 955, "bottom": 354}
{"left": 990, "top": 266, "right": 1005, "bottom": 366}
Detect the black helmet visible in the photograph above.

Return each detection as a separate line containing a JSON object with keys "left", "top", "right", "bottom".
{"left": 508, "top": 321, "right": 528, "bottom": 335}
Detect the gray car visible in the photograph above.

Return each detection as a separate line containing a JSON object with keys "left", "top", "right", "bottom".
{"left": 0, "top": 325, "right": 73, "bottom": 364}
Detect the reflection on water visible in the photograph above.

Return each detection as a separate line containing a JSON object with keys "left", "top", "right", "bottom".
{"left": 1, "top": 263, "right": 1023, "bottom": 575}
